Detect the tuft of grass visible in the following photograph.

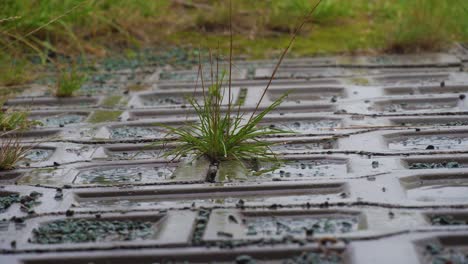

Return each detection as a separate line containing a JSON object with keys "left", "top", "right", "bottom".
{"left": 55, "top": 67, "right": 86, "bottom": 97}
{"left": 0, "top": 135, "right": 32, "bottom": 171}
{"left": 162, "top": 1, "right": 322, "bottom": 168}
{"left": 0, "top": 111, "right": 41, "bottom": 132}
{"left": 163, "top": 72, "right": 288, "bottom": 164}
{"left": 385, "top": 0, "right": 468, "bottom": 53}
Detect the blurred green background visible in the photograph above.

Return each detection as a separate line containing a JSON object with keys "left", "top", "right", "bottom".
{"left": 1, "top": 0, "right": 468, "bottom": 86}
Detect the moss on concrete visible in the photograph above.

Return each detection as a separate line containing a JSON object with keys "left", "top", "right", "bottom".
{"left": 88, "top": 110, "right": 122, "bottom": 123}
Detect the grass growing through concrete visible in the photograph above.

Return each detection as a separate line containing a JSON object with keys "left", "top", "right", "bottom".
{"left": 0, "top": 135, "right": 33, "bottom": 170}
{"left": 0, "top": 111, "right": 40, "bottom": 131}
{"left": 102, "top": 95, "right": 122, "bottom": 108}
{"left": 88, "top": 110, "right": 122, "bottom": 123}
{"left": 162, "top": 1, "right": 321, "bottom": 167}
{"left": 163, "top": 72, "right": 288, "bottom": 164}
{"left": 55, "top": 67, "right": 86, "bottom": 97}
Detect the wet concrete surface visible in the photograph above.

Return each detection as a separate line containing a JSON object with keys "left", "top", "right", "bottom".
{"left": 2, "top": 50, "right": 468, "bottom": 263}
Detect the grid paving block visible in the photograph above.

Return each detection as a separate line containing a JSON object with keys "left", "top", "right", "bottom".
{"left": 0, "top": 244, "right": 348, "bottom": 263}
{"left": 0, "top": 210, "right": 196, "bottom": 252}
{"left": 4, "top": 96, "right": 103, "bottom": 110}
{"left": 3, "top": 52, "right": 468, "bottom": 262}
{"left": 204, "top": 207, "right": 468, "bottom": 242}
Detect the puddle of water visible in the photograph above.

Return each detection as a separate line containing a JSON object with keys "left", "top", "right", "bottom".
{"left": 17, "top": 168, "right": 66, "bottom": 186}
{"left": 244, "top": 216, "right": 358, "bottom": 236}
{"left": 263, "top": 120, "right": 341, "bottom": 133}
{"left": 389, "top": 135, "right": 468, "bottom": 151}
{"left": 22, "top": 149, "right": 53, "bottom": 163}
{"left": 272, "top": 140, "right": 336, "bottom": 151}
{"left": 407, "top": 184, "right": 468, "bottom": 202}
{"left": 32, "top": 218, "right": 158, "bottom": 244}
{"left": 33, "top": 114, "right": 85, "bottom": 127}
{"left": 110, "top": 126, "right": 167, "bottom": 139}
{"left": 75, "top": 166, "right": 176, "bottom": 184}
{"left": 262, "top": 160, "right": 347, "bottom": 178}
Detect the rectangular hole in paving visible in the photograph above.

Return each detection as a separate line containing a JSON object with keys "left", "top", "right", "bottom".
{"left": 260, "top": 117, "right": 342, "bottom": 133}
{"left": 159, "top": 69, "right": 245, "bottom": 82}
{"left": 109, "top": 124, "right": 181, "bottom": 140}
{"left": 16, "top": 147, "right": 55, "bottom": 167}
{"left": 268, "top": 86, "right": 345, "bottom": 102}
{"left": 103, "top": 144, "right": 175, "bottom": 160}
{"left": 159, "top": 70, "right": 206, "bottom": 81}
{"left": 270, "top": 104, "right": 336, "bottom": 115}
{"left": 30, "top": 214, "right": 165, "bottom": 244}
{"left": 417, "top": 235, "right": 468, "bottom": 264}
{"left": 424, "top": 211, "right": 468, "bottom": 226}
{"left": 375, "top": 97, "right": 458, "bottom": 112}
{"left": 400, "top": 173, "right": 468, "bottom": 203}
{"left": 22, "top": 247, "right": 347, "bottom": 264}
{"left": 374, "top": 73, "right": 449, "bottom": 84}
{"left": 385, "top": 85, "right": 468, "bottom": 96}
{"left": 157, "top": 78, "right": 341, "bottom": 90}
{"left": 0, "top": 191, "right": 20, "bottom": 213}
{"left": 402, "top": 157, "right": 468, "bottom": 169}
{"left": 74, "top": 183, "right": 346, "bottom": 209}
{"left": 5, "top": 97, "right": 98, "bottom": 108}
{"left": 0, "top": 129, "right": 60, "bottom": 139}
{"left": 271, "top": 139, "right": 338, "bottom": 152}
{"left": 384, "top": 87, "right": 415, "bottom": 95}
{"left": 29, "top": 112, "right": 89, "bottom": 127}
{"left": 16, "top": 168, "right": 67, "bottom": 186}
{"left": 0, "top": 171, "right": 23, "bottom": 181}
{"left": 139, "top": 91, "right": 203, "bottom": 107}
{"left": 390, "top": 117, "right": 468, "bottom": 127}
{"left": 260, "top": 157, "right": 349, "bottom": 179}
{"left": 74, "top": 163, "right": 178, "bottom": 185}
{"left": 386, "top": 131, "right": 468, "bottom": 151}
{"left": 420, "top": 85, "right": 468, "bottom": 94}
{"left": 129, "top": 109, "right": 197, "bottom": 120}
{"left": 256, "top": 67, "right": 348, "bottom": 79}
{"left": 241, "top": 210, "right": 364, "bottom": 237}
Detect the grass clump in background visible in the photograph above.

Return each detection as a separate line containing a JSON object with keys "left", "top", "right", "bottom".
{"left": 0, "top": 135, "right": 32, "bottom": 170}
{"left": 0, "top": 111, "right": 40, "bottom": 131}
{"left": 384, "top": 0, "right": 465, "bottom": 53}
{"left": 55, "top": 67, "right": 86, "bottom": 97}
